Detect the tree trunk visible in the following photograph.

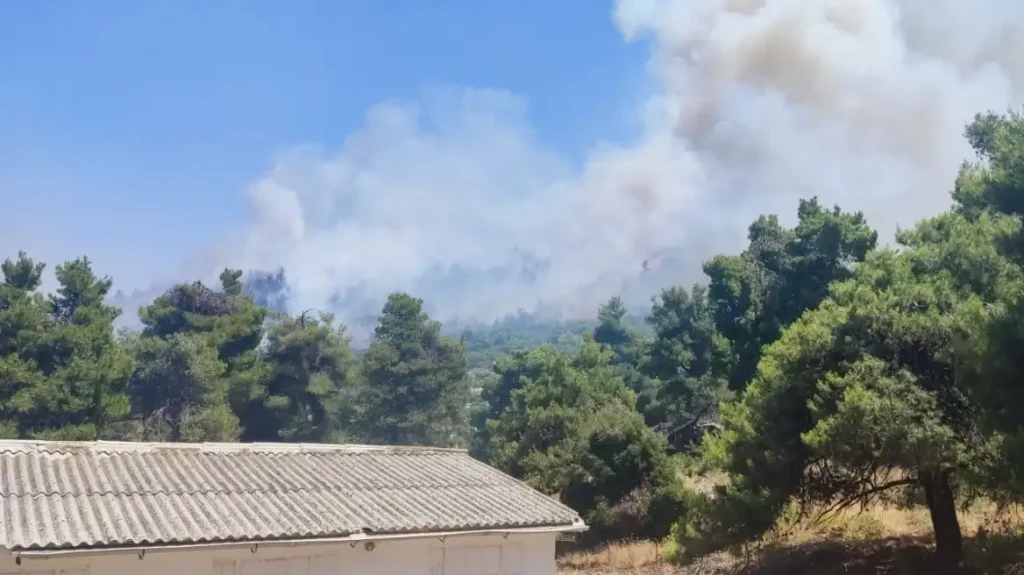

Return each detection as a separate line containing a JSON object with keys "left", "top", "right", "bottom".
{"left": 922, "top": 471, "right": 964, "bottom": 567}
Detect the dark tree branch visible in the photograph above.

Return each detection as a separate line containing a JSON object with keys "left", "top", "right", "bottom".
{"left": 654, "top": 404, "right": 715, "bottom": 439}
{"left": 298, "top": 308, "right": 325, "bottom": 328}
{"left": 813, "top": 477, "right": 918, "bottom": 523}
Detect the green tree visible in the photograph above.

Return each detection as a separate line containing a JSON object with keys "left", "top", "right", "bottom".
{"left": 467, "top": 367, "right": 496, "bottom": 457}
{"left": 643, "top": 285, "right": 732, "bottom": 448}
{"left": 0, "top": 253, "right": 51, "bottom": 438}
{"left": 471, "top": 345, "right": 552, "bottom": 463}
{"left": 131, "top": 270, "right": 268, "bottom": 440}
{"left": 0, "top": 254, "right": 132, "bottom": 439}
{"left": 356, "top": 293, "right": 470, "bottom": 446}
{"left": 704, "top": 198, "right": 877, "bottom": 391}
{"left": 244, "top": 311, "right": 358, "bottom": 442}
{"left": 594, "top": 296, "right": 642, "bottom": 365}
{"left": 485, "top": 340, "right": 684, "bottom": 540}
{"left": 674, "top": 211, "right": 1016, "bottom": 565}
{"left": 219, "top": 268, "right": 244, "bottom": 297}
{"left": 138, "top": 272, "right": 266, "bottom": 364}
{"left": 1, "top": 251, "right": 45, "bottom": 294}
{"left": 126, "top": 332, "right": 238, "bottom": 441}
{"left": 951, "top": 109, "right": 1024, "bottom": 498}
{"left": 593, "top": 296, "right": 660, "bottom": 428}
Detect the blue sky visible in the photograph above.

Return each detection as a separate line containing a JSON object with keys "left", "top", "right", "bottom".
{"left": 0, "top": 0, "right": 650, "bottom": 290}
{"left": 6, "top": 0, "right": 1010, "bottom": 326}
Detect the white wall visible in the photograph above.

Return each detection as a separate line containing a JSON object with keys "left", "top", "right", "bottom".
{"left": 0, "top": 533, "right": 557, "bottom": 575}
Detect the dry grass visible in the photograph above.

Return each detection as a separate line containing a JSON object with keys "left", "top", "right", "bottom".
{"left": 556, "top": 499, "right": 1024, "bottom": 574}
{"left": 679, "top": 470, "right": 727, "bottom": 498}
{"left": 764, "top": 497, "right": 1021, "bottom": 546}
{"left": 558, "top": 540, "right": 675, "bottom": 574}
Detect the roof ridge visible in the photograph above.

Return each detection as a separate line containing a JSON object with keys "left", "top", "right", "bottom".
{"left": 0, "top": 439, "right": 468, "bottom": 455}
{"left": 0, "top": 482, "right": 502, "bottom": 498}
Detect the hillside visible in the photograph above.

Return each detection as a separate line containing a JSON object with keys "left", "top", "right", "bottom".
{"left": 457, "top": 310, "right": 649, "bottom": 368}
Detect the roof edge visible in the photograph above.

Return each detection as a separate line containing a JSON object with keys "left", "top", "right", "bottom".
{"left": 11, "top": 522, "right": 589, "bottom": 559}
{"left": 0, "top": 439, "right": 469, "bottom": 455}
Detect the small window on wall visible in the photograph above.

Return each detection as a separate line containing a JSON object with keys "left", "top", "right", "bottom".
{"left": 214, "top": 555, "right": 336, "bottom": 575}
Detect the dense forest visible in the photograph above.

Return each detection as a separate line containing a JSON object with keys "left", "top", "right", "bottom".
{"left": 5, "top": 110, "right": 1024, "bottom": 568}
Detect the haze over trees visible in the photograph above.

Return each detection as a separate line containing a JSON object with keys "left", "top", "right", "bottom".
{"left": 4, "top": 109, "right": 1024, "bottom": 566}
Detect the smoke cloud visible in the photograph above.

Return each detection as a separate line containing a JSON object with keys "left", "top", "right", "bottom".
{"left": 205, "top": 0, "right": 1024, "bottom": 331}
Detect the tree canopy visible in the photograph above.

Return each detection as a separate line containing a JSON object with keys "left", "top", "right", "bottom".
{"left": 666, "top": 110, "right": 1024, "bottom": 567}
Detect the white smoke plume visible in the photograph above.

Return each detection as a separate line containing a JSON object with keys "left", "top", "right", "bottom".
{"left": 212, "top": 0, "right": 1023, "bottom": 330}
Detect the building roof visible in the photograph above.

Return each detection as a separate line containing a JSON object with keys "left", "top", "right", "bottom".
{"left": 0, "top": 440, "right": 584, "bottom": 551}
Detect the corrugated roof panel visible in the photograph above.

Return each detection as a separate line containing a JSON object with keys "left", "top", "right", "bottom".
{"left": 0, "top": 441, "right": 581, "bottom": 550}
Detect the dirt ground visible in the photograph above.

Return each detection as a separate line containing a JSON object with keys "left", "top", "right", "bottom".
{"left": 556, "top": 502, "right": 1024, "bottom": 574}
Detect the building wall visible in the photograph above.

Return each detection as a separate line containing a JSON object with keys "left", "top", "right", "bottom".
{"left": 0, "top": 533, "right": 557, "bottom": 575}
